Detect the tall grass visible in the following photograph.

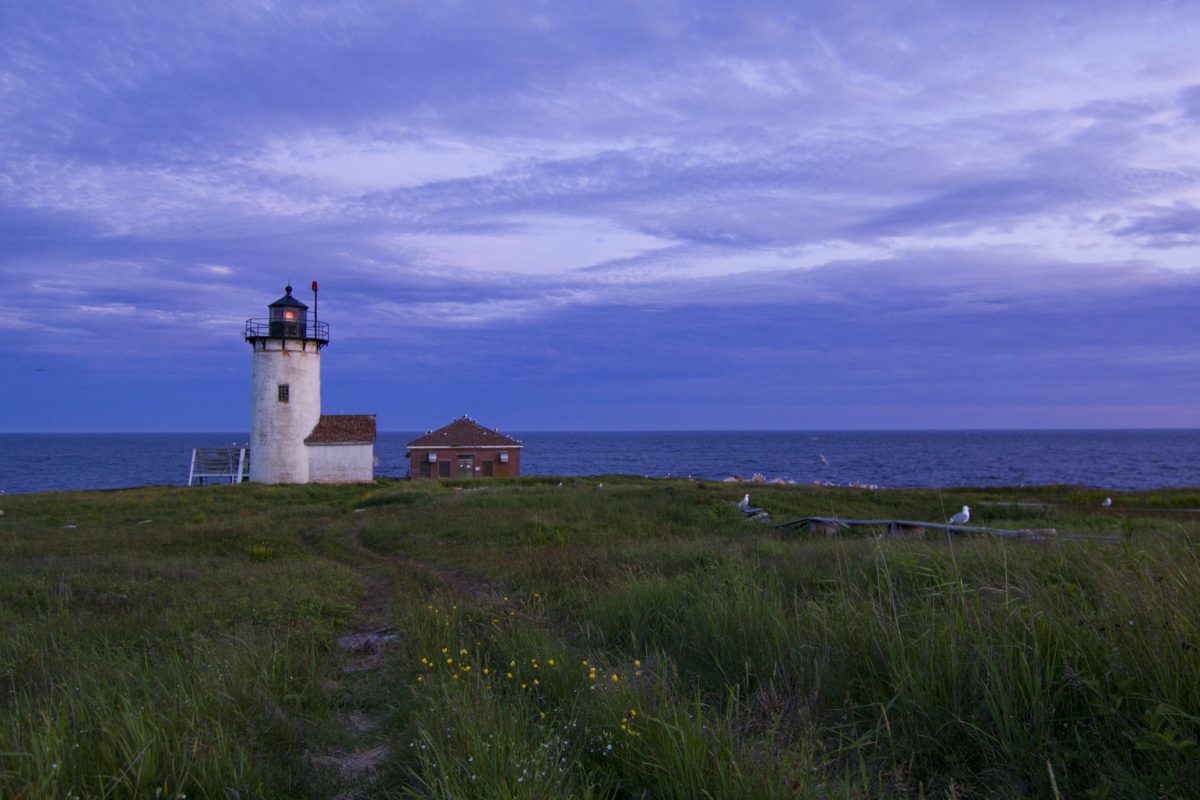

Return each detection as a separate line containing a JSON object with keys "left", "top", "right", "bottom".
{"left": 3, "top": 479, "right": 1198, "bottom": 797}
{"left": 0, "top": 624, "right": 326, "bottom": 798}
{"left": 381, "top": 589, "right": 808, "bottom": 799}
{"left": 549, "top": 537, "right": 1200, "bottom": 796}
{"left": 362, "top": 481, "right": 1200, "bottom": 797}
{"left": 0, "top": 484, "right": 364, "bottom": 798}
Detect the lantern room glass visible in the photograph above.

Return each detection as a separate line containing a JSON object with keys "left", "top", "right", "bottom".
{"left": 269, "top": 304, "right": 307, "bottom": 338}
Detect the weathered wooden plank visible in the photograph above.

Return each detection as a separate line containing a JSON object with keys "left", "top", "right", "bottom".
{"left": 772, "top": 515, "right": 1122, "bottom": 543}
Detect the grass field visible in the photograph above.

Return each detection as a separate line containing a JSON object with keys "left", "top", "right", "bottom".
{"left": 2, "top": 477, "right": 1198, "bottom": 798}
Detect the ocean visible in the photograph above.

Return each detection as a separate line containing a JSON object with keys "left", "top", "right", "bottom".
{"left": 0, "top": 430, "right": 1196, "bottom": 495}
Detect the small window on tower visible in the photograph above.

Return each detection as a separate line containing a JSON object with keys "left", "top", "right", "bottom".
{"left": 277, "top": 384, "right": 290, "bottom": 403}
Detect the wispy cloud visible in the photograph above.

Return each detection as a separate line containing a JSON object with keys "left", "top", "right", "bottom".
{"left": 1113, "top": 203, "right": 1200, "bottom": 248}
{"left": 2, "top": 0, "right": 1199, "bottom": 429}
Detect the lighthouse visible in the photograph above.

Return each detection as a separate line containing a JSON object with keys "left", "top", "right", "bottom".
{"left": 245, "top": 285, "right": 325, "bottom": 483}
{"left": 244, "top": 284, "right": 376, "bottom": 484}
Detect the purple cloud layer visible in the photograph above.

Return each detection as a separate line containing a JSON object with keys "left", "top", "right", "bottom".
{"left": 2, "top": 0, "right": 1198, "bottom": 430}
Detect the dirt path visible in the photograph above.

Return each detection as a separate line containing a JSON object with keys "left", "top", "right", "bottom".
{"left": 310, "top": 524, "right": 512, "bottom": 799}
{"left": 345, "top": 523, "right": 511, "bottom": 605}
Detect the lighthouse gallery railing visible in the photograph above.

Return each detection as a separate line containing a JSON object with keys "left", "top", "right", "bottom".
{"left": 244, "top": 318, "right": 330, "bottom": 342}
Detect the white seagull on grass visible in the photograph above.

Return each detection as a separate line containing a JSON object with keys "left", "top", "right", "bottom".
{"left": 1102, "top": 497, "right": 1113, "bottom": 507}
{"left": 948, "top": 505, "right": 970, "bottom": 525}
{"left": 737, "top": 493, "right": 750, "bottom": 510}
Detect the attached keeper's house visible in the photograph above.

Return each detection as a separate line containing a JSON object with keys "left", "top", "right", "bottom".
{"left": 407, "top": 416, "right": 522, "bottom": 479}
{"left": 304, "top": 413, "right": 377, "bottom": 483}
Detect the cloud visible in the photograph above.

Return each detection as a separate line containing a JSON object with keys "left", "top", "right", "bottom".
{"left": 1113, "top": 203, "right": 1200, "bottom": 247}
{"left": 1180, "top": 85, "right": 1200, "bottom": 120}
{"left": 3, "top": 0, "right": 1200, "bottom": 429}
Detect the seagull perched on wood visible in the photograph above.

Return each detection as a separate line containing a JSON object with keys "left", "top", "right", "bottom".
{"left": 1102, "top": 497, "right": 1113, "bottom": 507}
{"left": 737, "top": 493, "right": 750, "bottom": 510}
{"left": 948, "top": 505, "right": 970, "bottom": 525}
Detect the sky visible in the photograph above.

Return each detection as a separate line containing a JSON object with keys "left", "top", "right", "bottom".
{"left": 2, "top": 0, "right": 1199, "bottom": 432}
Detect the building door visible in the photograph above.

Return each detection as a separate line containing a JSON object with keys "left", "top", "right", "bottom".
{"left": 482, "top": 460, "right": 493, "bottom": 477}
{"left": 457, "top": 454, "right": 475, "bottom": 477}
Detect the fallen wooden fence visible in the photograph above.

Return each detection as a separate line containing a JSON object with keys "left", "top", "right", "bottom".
{"left": 771, "top": 516, "right": 1125, "bottom": 543}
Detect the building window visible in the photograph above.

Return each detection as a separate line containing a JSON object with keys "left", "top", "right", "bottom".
{"left": 439, "top": 461, "right": 451, "bottom": 478}
{"left": 419, "top": 461, "right": 431, "bottom": 478}
{"left": 482, "top": 460, "right": 494, "bottom": 477}
{"left": 277, "top": 384, "right": 290, "bottom": 403}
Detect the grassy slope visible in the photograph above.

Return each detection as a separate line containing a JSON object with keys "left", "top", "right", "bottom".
{"left": 1, "top": 478, "right": 1198, "bottom": 798}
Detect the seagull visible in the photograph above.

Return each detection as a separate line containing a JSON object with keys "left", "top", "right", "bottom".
{"left": 948, "top": 505, "right": 970, "bottom": 525}
{"left": 1101, "top": 497, "right": 1113, "bottom": 507}
{"left": 737, "top": 493, "right": 750, "bottom": 510}
{"left": 596, "top": 482, "right": 604, "bottom": 489}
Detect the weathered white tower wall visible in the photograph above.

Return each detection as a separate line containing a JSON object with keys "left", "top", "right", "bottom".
{"left": 249, "top": 338, "right": 321, "bottom": 483}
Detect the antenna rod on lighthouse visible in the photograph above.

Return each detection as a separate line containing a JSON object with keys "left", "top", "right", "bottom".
{"left": 311, "top": 280, "right": 318, "bottom": 326}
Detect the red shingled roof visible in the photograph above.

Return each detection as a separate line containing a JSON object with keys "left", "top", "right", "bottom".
{"left": 305, "top": 414, "right": 377, "bottom": 444}
{"left": 407, "top": 416, "right": 522, "bottom": 448}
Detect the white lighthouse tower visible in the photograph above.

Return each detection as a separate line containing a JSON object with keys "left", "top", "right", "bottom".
{"left": 244, "top": 285, "right": 327, "bottom": 483}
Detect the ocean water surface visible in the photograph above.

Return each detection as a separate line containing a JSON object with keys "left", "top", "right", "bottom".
{"left": 0, "top": 430, "right": 1196, "bottom": 495}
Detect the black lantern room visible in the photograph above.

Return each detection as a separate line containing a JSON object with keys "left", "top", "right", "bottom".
{"left": 268, "top": 285, "right": 308, "bottom": 338}
{"left": 245, "top": 283, "right": 329, "bottom": 347}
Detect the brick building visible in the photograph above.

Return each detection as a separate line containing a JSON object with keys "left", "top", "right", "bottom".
{"left": 407, "top": 416, "right": 522, "bottom": 479}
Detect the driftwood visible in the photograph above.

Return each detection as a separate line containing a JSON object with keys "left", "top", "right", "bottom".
{"left": 772, "top": 516, "right": 1122, "bottom": 543}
